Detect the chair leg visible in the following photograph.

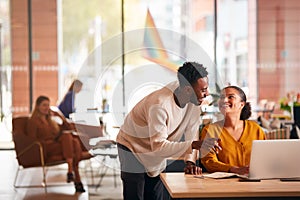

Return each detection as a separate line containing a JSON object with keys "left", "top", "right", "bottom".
{"left": 95, "top": 155, "right": 119, "bottom": 189}
{"left": 90, "top": 160, "right": 95, "bottom": 185}
{"left": 96, "top": 164, "right": 109, "bottom": 190}
{"left": 113, "top": 167, "right": 117, "bottom": 188}
{"left": 84, "top": 159, "right": 95, "bottom": 186}
{"left": 42, "top": 165, "right": 47, "bottom": 193}
{"left": 95, "top": 156, "right": 109, "bottom": 190}
{"left": 13, "top": 165, "right": 48, "bottom": 192}
{"left": 113, "top": 156, "right": 118, "bottom": 188}
{"left": 13, "top": 166, "right": 21, "bottom": 188}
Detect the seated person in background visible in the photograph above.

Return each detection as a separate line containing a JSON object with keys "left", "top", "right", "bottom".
{"left": 58, "top": 79, "right": 83, "bottom": 118}
{"left": 200, "top": 86, "right": 266, "bottom": 175}
{"left": 27, "top": 95, "right": 87, "bottom": 193}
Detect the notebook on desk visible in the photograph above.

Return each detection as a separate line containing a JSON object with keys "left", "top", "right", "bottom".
{"left": 246, "top": 139, "right": 300, "bottom": 180}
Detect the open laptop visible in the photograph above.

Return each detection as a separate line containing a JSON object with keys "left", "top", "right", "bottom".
{"left": 246, "top": 139, "right": 300, "bottom": 180}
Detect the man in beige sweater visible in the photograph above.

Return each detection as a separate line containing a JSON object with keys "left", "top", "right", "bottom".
{"left": 116, "top": 62, "right": 220, "bottom": 200}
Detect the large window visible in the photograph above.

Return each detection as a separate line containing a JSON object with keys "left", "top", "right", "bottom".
{"left": 216, "top": 0, "right": 249, "bottom": 88}
{"left": 2, "top": 0, "right": 299, "bottom": 145}
{"left": 0, "top": 0, "right": 11, "bottom": 142}
{"left": 60, "top": 0, "right": 218, "bottom": 128}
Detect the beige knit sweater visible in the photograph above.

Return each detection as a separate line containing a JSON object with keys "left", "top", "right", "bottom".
{"left": 116, "top": 81, "right": 202, "bottom": 177}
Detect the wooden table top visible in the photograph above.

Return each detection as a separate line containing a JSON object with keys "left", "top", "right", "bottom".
{"left": 160, "top": 172, "right": 300, "bottom": 199}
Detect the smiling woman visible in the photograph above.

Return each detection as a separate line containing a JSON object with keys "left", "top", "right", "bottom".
{"left": 218, "top": 86, "right": 252, "bottom": 121}
{"left": 200, "top": 85, "right": 266, "bottom": 175}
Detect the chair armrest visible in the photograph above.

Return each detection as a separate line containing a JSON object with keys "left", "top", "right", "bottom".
{"left": 18, "top": 141, "right": 43, "bottom": 157}
{"left": 13, "top": 134, "right": 46, "bottom": 168}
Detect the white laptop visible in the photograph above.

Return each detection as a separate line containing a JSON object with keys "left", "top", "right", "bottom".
{"left": 247, "top": 139, "right": 300, "bottom": 180}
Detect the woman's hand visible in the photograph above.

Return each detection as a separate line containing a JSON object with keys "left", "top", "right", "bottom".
{"left": 50, "top": 110, "right": 62, "bottom": 117}
{"left": 229, "top": 166, "right": 249, "bottom": 175}
{"left": 184, "top": 161, "right": 202, "bottom": 175}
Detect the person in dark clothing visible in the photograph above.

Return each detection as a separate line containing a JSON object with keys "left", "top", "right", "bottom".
{"left": 58, "top": 79, "right": 83, "bottom": 118}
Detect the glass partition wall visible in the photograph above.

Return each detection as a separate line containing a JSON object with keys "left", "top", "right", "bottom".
{"left": 60, "top": 0, "right": 218, "bottom": 129}
{"left": 1, "top": 0, "right": 299, "bottom": 144}
{"left": 0, "top": 0, "right": 11, "bottom": 142}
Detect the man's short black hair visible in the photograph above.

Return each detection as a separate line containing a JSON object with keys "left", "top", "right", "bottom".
{"left": 177, "top": 62, "right": 208, "bottom": 87}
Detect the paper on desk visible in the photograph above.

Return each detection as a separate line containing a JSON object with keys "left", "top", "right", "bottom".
{"left": 202, "top": 172, "right": 248, "bottom": 179}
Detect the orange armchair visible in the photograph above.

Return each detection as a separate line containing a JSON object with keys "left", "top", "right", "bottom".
{"left": 12, "top": 116, "right": 92, "bottom": 189}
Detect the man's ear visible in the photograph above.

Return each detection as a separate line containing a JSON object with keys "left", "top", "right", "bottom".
{"left": 184, "top": 85, "right": 193, "bottom": 95}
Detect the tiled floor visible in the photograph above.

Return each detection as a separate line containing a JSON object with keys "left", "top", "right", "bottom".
{"left": 0, "top": 148, "right": 123, "bottom": 200}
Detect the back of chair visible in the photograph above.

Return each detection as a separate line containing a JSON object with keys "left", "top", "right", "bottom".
{"left": 12, "top": 116, "right": 29, "bottom": 136}
{"left": 12, "top": 116, "right": 92, "bottom": 168}
{"left": 12, "top": 116, "right": 44, "bottom": 168}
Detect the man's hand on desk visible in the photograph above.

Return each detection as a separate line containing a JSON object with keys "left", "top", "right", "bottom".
{"left": 192, "top": 138, "right": 222, "bottom": 154}
{"left": 184, "top": 161, "right": 202, "bottom": 175}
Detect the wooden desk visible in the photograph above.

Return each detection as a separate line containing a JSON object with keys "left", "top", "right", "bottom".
{"left": 160, "top": 173, "right": 300, "bottom": 199}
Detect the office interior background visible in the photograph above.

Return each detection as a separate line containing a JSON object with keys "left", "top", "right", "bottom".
{"left": 0, "top": 0, "right": 299, "bottom": 144}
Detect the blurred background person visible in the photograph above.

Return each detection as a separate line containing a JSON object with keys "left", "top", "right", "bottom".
{"left": 58, "top": 79, "right": 83, "bottom": 118}
{"left": 27, "top": 95, "right": 88, "bottom": 192}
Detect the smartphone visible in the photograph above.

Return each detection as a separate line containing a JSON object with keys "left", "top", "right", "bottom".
{"left": 238, "top": 177, "right": 261, "bottom": 182}
{"left": 280, "top": 178, "right": 300, "bottom": 182}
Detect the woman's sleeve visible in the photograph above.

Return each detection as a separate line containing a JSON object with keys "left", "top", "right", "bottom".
{"left": 200, "top": 126, "right": 231, "bottom": 173}
{"left": 58, "top": 113, "right": 74, "bottom": 131}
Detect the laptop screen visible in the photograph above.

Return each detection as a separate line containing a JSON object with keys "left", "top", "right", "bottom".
{"left": 248, "top": 139, "right": 300, "bottom": 180}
